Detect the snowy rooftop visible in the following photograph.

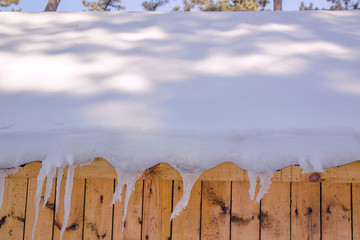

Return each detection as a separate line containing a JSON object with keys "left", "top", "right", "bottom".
{"left": 0, "top": 11, "right": 360, "bottom": 173}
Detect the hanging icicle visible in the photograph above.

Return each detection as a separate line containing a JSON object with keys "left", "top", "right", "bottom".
{"left": 60, "top": 165, "right": 75, "bottom": 240}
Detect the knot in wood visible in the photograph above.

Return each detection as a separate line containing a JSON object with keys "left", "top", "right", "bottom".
{"left": 308, "top": 172, "right": 321, "bottom": 182}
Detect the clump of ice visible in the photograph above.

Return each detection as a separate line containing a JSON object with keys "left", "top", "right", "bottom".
{"left": 248, "top": 171, "right": 274, "bottom": 204}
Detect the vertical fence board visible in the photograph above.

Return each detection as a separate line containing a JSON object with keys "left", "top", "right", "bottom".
{"left": 53, "top": 178, "right": 85, "bottom": 240}
{"left": 113, "top": 179, "right": 143, "bottom": 240}
{"left": 142, "top": 180, "right": 173, "bottom": 240}
{"left": 291, "top": 182, "right": 320, "bottom": 240}
{"left": 172, "top": 180, "right": 201, "bottom": 240}
{"left": 353, "top": 183, "right": 360, "bottom": 240}
{"left": 231, "top": 181, "right": 260, "bottom": 240}
{"left": 260, "top": 182, "right": 290, "bottom": 240}
{"left": 0, "top": 178, "right": 27, "bottom": 240}
{"left": 322, "top": 183, "right": 352, "bottom": 240}
{"left": 83, "top": 179, "right": 114, "bottom": 240}
{"left": 24, "top": 178, "right": 55, "bottom": 240}
{"left": 201, "top": 181, "right": 231, "bottom": 240}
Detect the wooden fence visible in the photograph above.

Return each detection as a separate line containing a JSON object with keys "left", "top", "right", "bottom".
{"left": 1, "top": 158, "right": 360, "bottom": 240}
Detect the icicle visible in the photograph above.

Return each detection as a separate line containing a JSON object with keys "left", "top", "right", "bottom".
{"left": 255, "top": 172, "right": 273, "bottom": 204}
{"left": 0, "top": 167, "right": 18, "bottom": 208}
{"left": 170, "top": 171, "right": 201, "bottom": 221}
{"left": 111, "top": 170, "right": 142, "bottom": 234}
{"left": 60, "top": 165, "right": 75, "bottom": 240}
{"left": 31, "top": 166, "right": 47, "bottom": 240}
{"left": 42, "top": 168, "right": 56, "bottom": 209}
{"left": 247, "top": 171, "right": 258, "bottom": 201}
{"left": 55, "top": 166, "right": 64, "bottom": 211}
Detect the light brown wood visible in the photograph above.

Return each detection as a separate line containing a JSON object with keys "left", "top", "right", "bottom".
{"left": 53, "top": 178, "right": 85, "bottom": 240}
{"left": 201, "top": 181, "right": 231, "bottom": 240}
{"left": 260, "top": 182, "right": 290, "bottom": 240}
{"left": 0, "top": 178, "right": 28, "bottom": 240}
{"left": 24, "top": 178, "right": 55, "bottom": 240}
{"left": 321, "top": 182, "right": 352, "bottom": 240}
{"left": 231, "top": 181, "right": 260, "bottom": 240}
{"left": 142, "top": 180, "right": 173, "bottom": 240}
{"left": 172, "top": 180, "right": 201, "bottom": 240}
{"left": 353, "top": 183, "right": 360, "bottom": 240}
{"left": 113, "top": 179, "right": 143, "bottom": 240}
{"left": 83, "top": 179, "right": 114, "bottom": 240}
{"left": 291, "top": 182, "right": 320, "bottom": 240}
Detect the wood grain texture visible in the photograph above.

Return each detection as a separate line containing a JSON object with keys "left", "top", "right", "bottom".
{"left": 353, "top": 183, "right": 360, "bottom": 240}
{"left": 291, "top": 182, "right": 320, "bottom": 240}
{"left": 113, "top": 179, "right": 143, "bottom": 240}
{"left": 172, "top": 180, "right": 201, "bottom": 240}
{"left": 201, "top": 181, "right": 231, "bottom": 240}
{"left": 53, "top": 178, "right": 85, "bottom": 240}
{"left": 260, "top": 182, "right": 290, "bottom": 240}
{"left": 231, "top": 181, "right": 260, "bottom": 240}
{"left": 83, "top": 179, "right": 114, "bottom": 240}
{"left": 24, "top": 178, "right": 55, "bottom": 240}
{"left": 322, "top": 183, "right": 352, "bottom": 240}
{"left": 0, "top": 178, "right": 28, "bottom": 240}
{"left": 142, "top": 179, "right": 173, "bottom": 240}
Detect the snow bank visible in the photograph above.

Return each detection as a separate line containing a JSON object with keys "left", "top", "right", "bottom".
{"left": 0, "top": 11, "right": 360, "bottom": 238}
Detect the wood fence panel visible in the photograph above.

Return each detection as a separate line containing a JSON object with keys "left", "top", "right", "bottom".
{"left": 24, "top": 178, "right": 55, "bottom": 240}
{"left": 113, "top": 179, "right": 143, "bottom": 240}
{"left": 353, "top": 183, "right": 360, "bottom": 240}
{"left": 231, "top": 181, "right": 260, "bottom": 240}
{"left": 291, "top": 182, "right": 320, "bottom": 240}
{"left": 322, "top": 183, "right": 352, "bottom": 240}
{"left": 142, "top": 179, "right": 173, "bottom": 240}
{"left": 260, "top": 182, "right": 290, "bottom": 240}
{"left": 53, "top": 178, "right": 85, "bottom": 240}
{"left": 0, "top": 178, "right": 27, "bottom": 240}
{"left": 172, "top": 180, "right": 201, "bottom": 240}
{"left": 83, "top": 179, "right": 114, "bottom": 240}
{"left": 201, "top": 181, "right": 231, "bottom": 240}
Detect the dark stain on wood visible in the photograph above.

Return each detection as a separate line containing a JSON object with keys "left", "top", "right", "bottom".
{"left": 54, "top": 220, "right": 79, "bottom": 231}
{"left": 308, "top": 172, "right": 321, "bottom": 182}
{"left": 145, "top": 234, "right": 149, "bottom": 240}
{"left": 54, "top": 220, "right": 62, "bottom": 230}
{"left": 341, "top": 204, "right": 349, "bottom": 212}
{"left": 326, "top": 205, "right": 332, "bottom": 214}
{"left": 295, "top": 208, "right": 298, "bottom": 216}
{"left": 231, "top": 215, "right": 252, "bottom": 225}
{"left": 46, "top": 201, "right": 55, "bottom": 210}
{"left": 149, "top": 187, "right": 152, "bottom": 194}
{"left": 138, "top": 220, "right": 143, "bottom": 224}
{"left": 124, "top": 221, "right": 126, "bottom": 228}
{"left": 0, "top": 216, "right": 7, "bottom": 228}
{"left": 100, "top": 195, "right": 104, "bottom": 203}
{"left": 86, "top": 222, "right": 100, "bottom": 237}
{"left": 12, "top": 216, "right": 25, "bottom": 223}
{"left": 307, "top": 207, "right": 313, "bottom": 215}
{"left": 102, "top": 233, "right": 106, "bottom": 238}
{"left": 178, "top": 186, "right": 181, "bottom": 191}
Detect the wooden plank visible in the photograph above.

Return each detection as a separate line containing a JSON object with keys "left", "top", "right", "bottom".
{"left": 83, "top": 179, "right": 114, "bottom": 240}
{"left": 291, "top": 182, "right": 320, "bottom": 240}
{"left": 201, "top": 181, "right": 231, "bottom": 240}
{"left": 24, "top": 178, "right": 55, "bottom": 240}
{"left": 322, "top": 182, "right": 352, "bottom": 240}
{"left": 260, "top": 182, "right": 290, "bottom": 240}
{"left": 353, "top": 183, "right": 360, "bottom": 240}
{"left": 231, "top": 181, "right": 260, "bottom": 240}
{"left": 113, "top": 179, "right": 143, "bottom": 240}
{"left": 142, "top": 180, "right": 173, "bottom": 240}
{"left": 53, "top": 178, "right": 85, "bottom": 240}
{"left": 0, "top": 178, "right": 27, "bottom": 239}
{"left": 172, "top": 180, "right": 201, "bottom": 240}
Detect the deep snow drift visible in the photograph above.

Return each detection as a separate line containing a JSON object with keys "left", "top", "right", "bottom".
{"left": 0, "top": 11, "right": 360, "bottom": 239}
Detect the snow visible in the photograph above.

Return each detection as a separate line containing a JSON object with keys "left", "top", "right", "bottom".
{"left": 0, "top": 11, "right": 360, "bottom": 236}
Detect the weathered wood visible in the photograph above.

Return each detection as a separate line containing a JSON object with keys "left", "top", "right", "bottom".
{"left": 322, "top": 183, "right": 352, "bottom": 240}
{"left": 113, "top": 179, "right": 143, "bottom": 240}
{"left": 0, "top": 178, "right": 27, "bottom": 240}
{"left": 353, "top": 183, "right": 360, "bottom": 240}
{"left": 231, "top": 182, "right": 260, "bottom": 240}
{"left": 172, "top": 180, "right": 201, "bottom": 240}
{"left": 24, "top": 178, "right": 55, "bottom": 240}
{"left": 260, "top": 182, "right": 290, "bottom": 240}
{"left": 201, "top": 181, "right": 231, "bottom": 240}
{"left": 83, "top": 179, "right": 114, "bottom": 240}
{"left": 142, "top": 180, "right": 173, "bottom": 240}
{"left": 291, "top": 182, "right": 320, "bottom": 240}
{"left": 53, "top": 178, "right": 85, "bottom": 240}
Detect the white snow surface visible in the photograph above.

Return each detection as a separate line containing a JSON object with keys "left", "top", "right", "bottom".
{"left": 0, "top": 11, "right": 360, "bottom": 173}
